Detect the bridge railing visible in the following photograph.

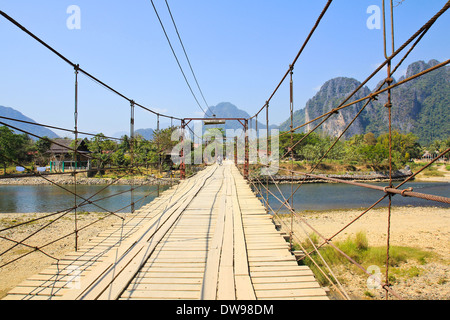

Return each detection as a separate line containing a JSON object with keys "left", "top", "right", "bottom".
{"left": 243, "top": 0, "right": 450, "bottom": 300}
{"left": 0, "top": 10, "right": 186, "bottom": 273}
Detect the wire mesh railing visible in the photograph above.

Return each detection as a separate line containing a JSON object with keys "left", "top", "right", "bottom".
{"left": 0, "top": 9, "right": 184, "bottom": 273}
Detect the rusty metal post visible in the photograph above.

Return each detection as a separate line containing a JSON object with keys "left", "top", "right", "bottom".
{"left": 244, "top": 119, "right": 249, "bottom": 180}
{"left": 73, "top": 64, "right": 79, "bottom": 251}
{"left": 157, "top": 114, "right": 160, "bottom": 197}
{"left": 180, "top": 119, "right": 186, "bottom": 180}
{"left": 289, "top": 65, "right": 295, "bottom": 251}
{"left": 382, "top": 0, "right": 395, "bottom": 299}
{"left": 130, "top": 100, "right": 135, "bottom": 213}
{"left": 255, "top": 115, "right": 258, "bottom": 164}
{"left": 234, "top": 136, "right": 238, "bottom": 166}
{"left": 204, "top": 139, "right": 207, "bottom": 166}
{"left": 265, "top": 103, "right": 269, "bottom": 213}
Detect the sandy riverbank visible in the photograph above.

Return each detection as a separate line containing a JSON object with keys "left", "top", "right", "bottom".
{"left": 0, "top": 174, "right": 177, "bottom": 185}
{"left": 0, "top": 212, "right": 128, "bottom": 299}
{"left": 279, "top": 206, "right": 449, "bottom": 300}
{"left": 412, "top": 164, "right": 450, "bottom": 183}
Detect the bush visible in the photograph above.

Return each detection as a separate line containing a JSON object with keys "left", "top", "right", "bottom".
{"left": 355, "top": 231, "right": 368, "bottom": 250}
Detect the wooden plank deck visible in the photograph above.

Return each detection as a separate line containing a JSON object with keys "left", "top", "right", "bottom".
{"left": 2, "top": 162, "right": 328, "bottom": 300}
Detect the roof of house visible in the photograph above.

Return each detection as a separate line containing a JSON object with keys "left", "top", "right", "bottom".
{"left": 48, "top": 138, "right": 90, "bottom": 154}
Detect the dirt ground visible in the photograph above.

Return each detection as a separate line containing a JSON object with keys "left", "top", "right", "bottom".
{"left": 0, "top": 212, "right": 125, "bottom": 299}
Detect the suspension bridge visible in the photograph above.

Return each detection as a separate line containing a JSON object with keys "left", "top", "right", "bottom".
{"left": 2, "top": 162, "right": 328, "bottom": 300}
{"left": 1, "top": 1, "right": 450, "bottom": 301}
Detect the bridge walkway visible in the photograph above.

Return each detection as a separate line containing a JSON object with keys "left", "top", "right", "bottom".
{"left": 3, "top": 162, "right": 328, "bottom": 300}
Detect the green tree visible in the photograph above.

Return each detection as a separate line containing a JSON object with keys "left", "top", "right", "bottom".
{"left": 358, "top": 143, "right": 387, "bottom": 168}
{"left": 377, "top": 131, "right": 421, "bottom": 167}
{"left": 0, "top": 126, "right": 16, "bottom": 174}
{"left": 364, "top": 132, "right": 377, "bottom": 146}
{"left": 88, "top": 134, "right": 117, "bottom": 175}
{"left": 0, "top": 126, "right": 33, "bottom": 174}
{"left": 34, "top": 136, "right": 52, "bottom": 166}
{"left": 151, "top": 127, "right": 178, "bottom": 170}
{"left": 133, "top": 135, "right": 153, "bottom": 167}
{"left": 111, "top": 149, "right": 129, "bottom": 167}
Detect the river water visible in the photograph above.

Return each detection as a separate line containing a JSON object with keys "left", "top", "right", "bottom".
{"left": 0, "top": 181, "right": 448, "bottom": 214}
{"left": 257, "top": 181, "right": 449, "bottom": 213}
{"left": 0, "top": 184, "right": 169, "bottom": 213}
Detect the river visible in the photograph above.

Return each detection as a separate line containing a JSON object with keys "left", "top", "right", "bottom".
{"left": 0, "top": 184, "right": 169, "bottom": 213}
{"left": 256, "top": 181, "right": 449, "bottom": 213}
{"left": 0, "top": 181, "right": 448, "bottom": 214}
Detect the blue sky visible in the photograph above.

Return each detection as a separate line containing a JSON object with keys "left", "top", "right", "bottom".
{"left": 0, "top": 0, "right": 448, "bottom": 137}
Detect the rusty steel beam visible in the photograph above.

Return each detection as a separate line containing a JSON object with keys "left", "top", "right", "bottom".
{"left": 244, "top": 119, "right": 249, "bottom": 180}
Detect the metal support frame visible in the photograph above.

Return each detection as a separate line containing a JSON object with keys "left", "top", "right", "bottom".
{"left": 130, "top": 100, "right": 135, "bottom": 213}
{"left": 73, "top": 64, "right": 79, "bottom": 251}
{"left": 244, "top": 119, "right": 249, "bottom": 180}
{"left": 182, "top": 117, "right": 250, "bottom": 179}
{"left": 234, "top": 136, "right": 238, "bottom": 166}
{"left": 180, "top": 119, "right": 186, "bottom": 180}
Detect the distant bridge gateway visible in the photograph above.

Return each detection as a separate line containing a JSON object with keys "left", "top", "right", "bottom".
{"left": 3, "top": 162, "right": 328, "bottom": 300}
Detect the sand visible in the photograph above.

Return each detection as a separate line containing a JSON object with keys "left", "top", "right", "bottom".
{"left": 0, "top": 211, "right": 126, "bottom": 299}
{"left": 279, "top": 206, "right": 450, "bottom": 300}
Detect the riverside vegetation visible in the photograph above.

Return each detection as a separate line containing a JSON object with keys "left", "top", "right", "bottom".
{"left": 1, "top": 123, "right": 449, "bottom": 179}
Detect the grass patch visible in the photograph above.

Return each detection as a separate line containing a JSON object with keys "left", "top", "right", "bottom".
{"left": 297, "top": 231, "right": 435, "bottom": 286}
{"left": 393, "top": 266, "right": 423, "bottom": 279}
{"left": 410, "top": 163, "right": 446, "bottom": 177}
{"left": 421, "top": 167, "right": 445, "bottom": 177}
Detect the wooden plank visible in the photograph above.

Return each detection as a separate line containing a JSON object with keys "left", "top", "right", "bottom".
{"left": 201, "top": 170, "right": 227, "bottom": 300}
{"left": 253, "top": 282, "right": 320, "bottom": 290}
{"left": 250, "top": 270, "right": 315, "bottom": 278}
{"left": 2, "top": 294, "right": 52, "bottom": 300}
{"left": 7, "top": 286, "right": 63, "bottom": 297}
{"left": 252, "top": 275, "right": 317, "bottom": 284}
{"left": 230, "top": 168, "right": 256, "bottom": 300}
{"left": 137, "top": 267, "right": 204, "bottom": 273}
{"left": 129, "top": 278, "right": 202, "bottom": 285}
{"left": 255, "top": 288, "right": 327, "bottom": 299}
{"left": 121, "top": 290, "right": 199, "bottom": 300}
{"left": 250, "top": 265, "right": 313, "bottom": 272}
{"left": 217, "top": 177, "right": 236, "bottom": 300}
{"left": 123, "top": 283, "right": 201, "bottom": 292}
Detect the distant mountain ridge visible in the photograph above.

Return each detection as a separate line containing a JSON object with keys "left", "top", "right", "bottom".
{"left": 135, "top": 128, "right": 154, "bottom": 140}
{"left": 0, "top": 105, "right": 59, "bottom": 140}
{"left": 3, "top": 59, "right": 447, "bottom": 146}
{"left": 279, "top": 59, "right": 449, "bottom": 145}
